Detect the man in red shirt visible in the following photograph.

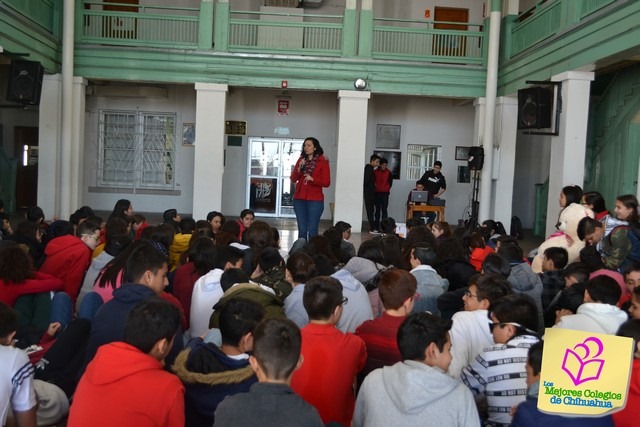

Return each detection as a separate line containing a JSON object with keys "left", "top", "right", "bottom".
{"left": 69, "top": 298, "right": 184, "bottom": 427}
{"left": 373, "top": 157, "right": 393, "bottom": 231}
{"left": 291, "top": 276, "right": 366, "bottom": 426}
{"left": 356, "top": 269, "right": 417, "bottom": 381}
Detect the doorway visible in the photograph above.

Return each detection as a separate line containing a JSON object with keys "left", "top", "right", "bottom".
{"left": 14, "top": 126, "right": 38, "bottom": 208}
{"left": 246, "top": 137, "right": 303, "bottom": 217}
{"left": 433, "top": 7, "right": 469, "bottom": 58}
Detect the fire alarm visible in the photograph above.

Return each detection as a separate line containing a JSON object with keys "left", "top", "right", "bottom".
{"left": 281, "top": 80, "right": 288, "bottom": 89}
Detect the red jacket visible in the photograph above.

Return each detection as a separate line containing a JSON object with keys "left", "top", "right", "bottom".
{"left": 374, "top": 168, "right": 393, "bottom": 193}
{"left": 290, "top": 155, "right": 330, "bottom": 201}
{"left": 470, "top": 246, "right": 495, "bottom": 271}
{"left": 0, "top": 272, "right": 64, "bottom": 306}
{"left": 39, "top": 235, "right": 91, "bottom": 303}
{"left": 172, "top": 262, "right": 201, "bottom": 328}
{"left": 613, "top": 358, "right": 640, "bottom": 427}
{"left": 69, "top": 342, "right": 185, "bottom": 427}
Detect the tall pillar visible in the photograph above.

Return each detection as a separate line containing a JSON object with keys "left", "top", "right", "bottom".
{"left": 193, "top": 83, "right": 228, "bottom": 220}
{"left": 38, "top": 74, "right": 62, "bottom": 219}
{"left": 545, "top": 71, "right": 594, "bottom": 235}
{"left": 70, "top": 77, "right": 88, "bottom": 210}
{"left": 334, "top": 90, "right": 371, "bottom": 232}
{"left": 472, "top": 98, "right": 485, "bottom": 223}
{"left": 492, "top": 96, "right": 518, "bottom": 227}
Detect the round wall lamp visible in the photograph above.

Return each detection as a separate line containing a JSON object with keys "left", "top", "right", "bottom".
{"left": 354, "top": 78, "right": 368, "bottom": 91}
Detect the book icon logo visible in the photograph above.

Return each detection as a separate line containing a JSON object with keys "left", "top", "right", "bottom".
{"left": 561, "top": 337, "right": 605, "bottom": 386}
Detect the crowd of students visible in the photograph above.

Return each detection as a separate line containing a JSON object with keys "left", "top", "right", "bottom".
{"left": 0, "top": 188, "right": 639, "bottom": 426}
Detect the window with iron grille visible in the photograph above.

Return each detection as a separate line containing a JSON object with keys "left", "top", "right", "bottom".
{"left": 99, "top": 111, "right": 176, "bottom": 189}
{"left": 406, "top": 144, "right": 442, "bottom": 181}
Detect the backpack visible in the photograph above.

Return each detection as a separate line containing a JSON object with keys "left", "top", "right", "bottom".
{"left": 610, "top": 225, "right": 640, "bottom": 273}
{"left": 510, "top": 216, "right": 524, "bottom": 240}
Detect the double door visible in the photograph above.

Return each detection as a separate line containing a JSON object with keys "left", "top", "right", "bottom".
{"left": 246, "top": 138, "right": 303, "bottom": 217}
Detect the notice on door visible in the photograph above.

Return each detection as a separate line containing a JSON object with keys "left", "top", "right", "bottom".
{"left": 250, "top": 178, "right": 278, "bottom": 214}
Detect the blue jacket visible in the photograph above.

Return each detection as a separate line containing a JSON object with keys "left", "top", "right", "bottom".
{"left": 512, "top": 396, "right": 614, "bottom": 427}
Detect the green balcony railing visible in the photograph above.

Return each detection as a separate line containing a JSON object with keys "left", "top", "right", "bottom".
{"left": 228, "top": 10, "right": 345, "bottom": 56}
{"left": 78, "top": 1, "right": 200, "bottom": 48}
{"left": 578, "top": 0, "right": 616, "bottom": 19}
{"left": 3, "top": 0, "right": 57, "bottom": 34}
{"left": 371, "top": 18, "right": 485, "bottom": 65}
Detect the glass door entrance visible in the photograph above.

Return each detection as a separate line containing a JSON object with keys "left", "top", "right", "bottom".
{"left": 247, "top": 137, "right": 303, "bottom": 217}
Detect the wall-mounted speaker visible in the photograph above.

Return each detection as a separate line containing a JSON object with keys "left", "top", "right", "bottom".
{"left": 517, "top": 87, "right": 553, "bottom": 130}
{"left": 468, "top": 146, "right": 484, "bottom": 171}
{"left": 7, "top": 60, "right": 44, "bottom": 105}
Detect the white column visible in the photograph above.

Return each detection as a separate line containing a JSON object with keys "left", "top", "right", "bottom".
{"left": 492, "top": 96, "right": 518, "bottom": 227}
{"left": 59, "top": 0, "right": 75, "bottom": 220}
{"left": 193, "top": 83, "right": 228, "bottom": 220}
{"left": 38, "top": 74, "right": 62, "bottom": 219}
{"left": 70, "top": 77, "right": 88, "bottom": 210}
{"left": 472, "top": 98, "right": 486, "bottom": 223}
{"left": 545, "top": 71, "right": 594, "bottom": 235}
{"left": 334, "top": 90, "right": 371, "bottom": 233}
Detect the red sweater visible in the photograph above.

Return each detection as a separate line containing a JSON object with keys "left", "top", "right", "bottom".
{"left": 39, "top": 235, "right": 91, "bottom": 303}
{"left": 69, "top": 342, "right": 185, "bottom": 427}
{"left": 171, "top": 262, "right": 201, "bottom": 328}
{"left": 355, "top": 312, "right": 404, "bottom": 378}
{"left": 291, "top": 323, "right": 366, "bottom": 426}
{"left": 0, "top": 272, "right": 64, "bottom": 306}
{"left": 290, "top": 155, "right": 331, "bottom": 201}
{"left": 374, "top": 168, "right": 393, "bottom": 193}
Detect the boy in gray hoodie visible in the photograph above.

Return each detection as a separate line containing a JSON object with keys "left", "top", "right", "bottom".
{"left": 353, "top": 312, "right": 479, "bottom": 427}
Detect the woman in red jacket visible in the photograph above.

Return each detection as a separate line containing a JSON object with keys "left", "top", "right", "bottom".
{"left": 290, "top": 137, "right": 331, "bottom": 241}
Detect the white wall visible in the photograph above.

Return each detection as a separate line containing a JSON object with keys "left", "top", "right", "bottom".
{"left": 367, "top": 95, "right": 475, "bottom": 224}
{"left": 373, "top": 0, "right": 485, "bottom": 23}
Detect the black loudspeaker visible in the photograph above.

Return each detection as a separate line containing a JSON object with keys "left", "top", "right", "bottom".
{"left": 468, "top": 147, "right": 484, "bottom": 171}
{"left": 7, "top": 60, "right": 44, "bottom": 105}
{"left": 517, "top": 87, "right": 553, "bottom": 129}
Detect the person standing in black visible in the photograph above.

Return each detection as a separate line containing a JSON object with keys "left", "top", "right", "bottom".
{"left": 419, "top": 161, "right": 446, "bottom": 200}
{"left": 364, "top": 154, "right": 380, "bottom": 233}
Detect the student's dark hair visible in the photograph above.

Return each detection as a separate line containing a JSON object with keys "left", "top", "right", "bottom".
{"left": 624, "top": 261, "right": 640, "bottom": 278}
{"left": 144, "top": 223, "right": 175, "bottom": 254}
{"left": 0, "top": 302, "right": 18, "bottom": 338}
{"left": 131, "top": 213, "right": 146, "bottom": 225}
{"left": 497, "top": 241, "right": 523, "bottom": 262}
{"left": 583, "top": 191, "right": 607, "bottom": 214}
{"left": 220, "top": 268, "right": 251, "bottom": 292}
{"left": 357, "top": 239, "right": 385, "bottom": 265}
{"left": 577, "top": 217, "right": 602, "bottom": 241}
{"left": 334, "top": 221, "right": 352, "bottom": 233}
{"left": 190, "top": 237, "right": 217, "bottom": 276}
{"left": 163, "top": 209, "right": 178, "bottom": 222}
{"left": 26, "top": 206, "right": 45, "bottom": 223}
{"left": 103, "top": 217, "right": 129, "bottom": 243}
{"left": 305, "top": 236, "right": 338, "bottom": 267}
{"left": 286, "top": 252, "right": 317, "bottom": 283}
{"left": 472, "top": 273, "right": 513, "bottom": 304}
{"left": 562, "top": 185, "right": 583, "bottom": 206}
{"left": 49, "top": 220, "right": 75, "bottom": 238}
{"left": 219, "top": 298, "right": 265, "bottom": 346}
{"left": 543, "top": 247, "right": 569, "bottom": 269}
{"left": 303, "top": 137, "right": 324, "bottom": 156}
{"left": 554, "top": 283, "right": 585, "bottom": 314}
{"left": 481, "top": 253, "right": 511, "bottom": 278}
{"left": 405, "top": 217, "right": 424, "bottom": 230}
{"left": 482, "top": 220, "right": 499, "bottom": 235}
{"left": 323, "top": 227, "right": 347, "bottom": 263}
{"left": 124, "top": 298, "right": 180, "bottom": 354}
{"left": 14, "top": 220, "right": 39, "bottom": 241}
{"left": 246, "top": 221, "right": 275, "bottom": 266}
{"left": 432, "top": 221, "right": 452, "bottom": 238}
{"left": 206, "top": 211, "right": 226, "bottom": 224}
{"left": 240, "top": 209, "right": 255, "bottom": 221}
{"left": 252, "top": 318, "right": 301, "bottom": 380}
{"left": 617, "top": 319, "right": 640, "bottom": 348}
{"left": 380, "top": 234, "right": 403, "bottom": 268}
{"left": 271, "top": 227, "right": 282, "bottom": 249}
{"left": 528, "top": 341, "right": 544, "bottom": 376}
{"left": 219, "top": 221, "right": 241, "bottom": 238}
{"left": 213, "top": 246, "right": 245, "bottom": 270}
{"left": 195, "top": 220, "right": 214, "bottom": 235}
{"left": 311, "top": 254, "right": 335, "bottom": 276}
{"left": 70, "top": 206, "right": 96, "bottom": 225}
{"left": 379, "top": 157, "right": 388, "bottom": 165}
{"left": 109, "top": 199, "right": 131, "bottom": 221}
{"left": 564, "top": 262, "right": 590, "bottom": 284}
{"left": 302, "top": 276, "right": 343, "bottom": 320}
{"left": 585, "top": 275, "right": 621, "bottom": 305}
{"left": 257, "top": 247, "right": 284, "bottom": 273}
{"left": 0, "top": 246, "right": 34, "bottom": 283}
{"left": 468, "top": 232, "right": 486, "bottom": 250}
{"left": 412, "top": 243, "right": 437, "bottom": 266}
{"left": 378, "top": 269, "right": 417, "bottom": 310}
{"left": 380, "top": 217, "right": 397, "bottom": 234}
{"left": 490, "top": 294, "right": 539, "bottom": 336}
{"left": 104, "top": 234, "right": 132, "bottom": 258}
{"left": 634, "top": 286, "right": 640, "bottom": 299}
{"left": 436, "top": 237, "right": 468, "bottom": 262}
{"left": 433, "top": 161, "right": 442, "bottom": 168}
{"left": 75, "top": 219, "right": 101, "bottom": 238}
{"left": 179, "top": 217, "right": 196, "bottom": 234}
{"left": 617, "top": 194, "right": 639, "bottom": 223}
{"left": 397, "top": 312, "right": 451, "bottom": 361}
{"left": 123, "top": 241, "right": 168, "bottom": 284}
{"left": 369, "top": 154, "right": 381, "bottom": 162}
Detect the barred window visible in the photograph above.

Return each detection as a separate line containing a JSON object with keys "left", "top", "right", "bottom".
{"left": 406, "top": 144, "right": 441, "bottom": 181}
{"left": 99, "top": 111, "right": 176, "bottom": 189}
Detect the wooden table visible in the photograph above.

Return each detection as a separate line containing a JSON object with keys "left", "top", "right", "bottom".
{"left": 406, "top": 203, "right": 445, "bottom": 222}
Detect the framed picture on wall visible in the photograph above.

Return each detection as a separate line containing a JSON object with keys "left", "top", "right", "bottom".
{"left": 455, "top": 146, "right": 470, "bottom": 160}
{"left": 376, "top": 124, "right": 401, "bottom": 149}
{"left": 374, "top": 150, "right": 402, "bottom": 180}
{"left": 182, "top": 123, "right": 195, "bottom": 146}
